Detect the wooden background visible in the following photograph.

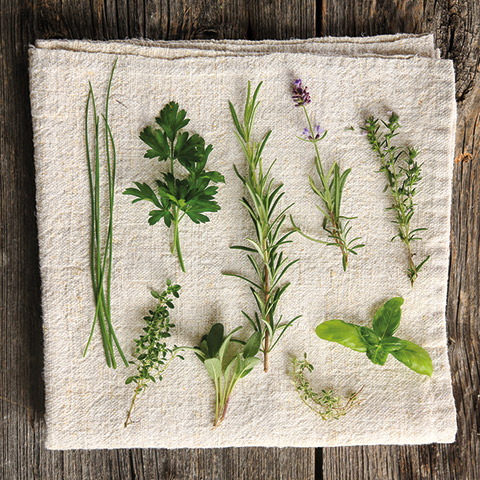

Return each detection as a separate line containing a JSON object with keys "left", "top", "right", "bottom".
{"left": 1, "top": 0, "right": 479, "bottom": 478}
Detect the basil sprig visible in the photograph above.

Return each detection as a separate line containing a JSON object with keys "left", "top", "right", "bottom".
{"left": 316, "top": 297, "right": 432, "bottom": 376}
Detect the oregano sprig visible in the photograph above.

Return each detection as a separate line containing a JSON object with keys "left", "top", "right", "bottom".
{"left": 291, "top": 353, "right": 363, "bottom": 420}
{"left": 226, "top": 81, "right": 301, "bottom": 372}
{"left": 316, "top": 297, "right": 433, "bottom": 376}
{"left": 290, "top": 79, "right": 364, "bottom": 270}
{"left": 194, "top": 323, "right": 261, "bottom": 427}
{"left": 363, "top": 113, "right": 430, "bottom": 286}
{"left": 124, "top": 102, "right": 225, "bottom": 272}
{"left": 124, "top": 280, "right": 184, "bottom": 427}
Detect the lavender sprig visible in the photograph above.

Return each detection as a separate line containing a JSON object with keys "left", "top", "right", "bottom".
{"left": 290, "top": 79, "right": 364, "bottom": 271}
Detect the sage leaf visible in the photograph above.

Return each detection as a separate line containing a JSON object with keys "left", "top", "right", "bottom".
{"left": 207, "top": 323, "right": 224, "bottom": 357}
{"left": 372, "top": 297, "right": 403, "bottom": 339}
{"left": 391, "top": 340, "right": 433, "bottom": 376}
{"left": 243, "top": 331, "right": 262, "bottom": 358}
{"left": 315, "top": 320, "right": 368, "bottom": 352}
{"left": 204, "top": 358, "right": 222, "bottom": 381}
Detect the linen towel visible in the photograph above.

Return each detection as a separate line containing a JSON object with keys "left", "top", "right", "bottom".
{"left": 30, "top": 35, "right": 457, "bottom": 449}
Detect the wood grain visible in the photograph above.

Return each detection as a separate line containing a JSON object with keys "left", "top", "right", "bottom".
{"left": 1, "top": 0, "right": 479, "bottom": 479}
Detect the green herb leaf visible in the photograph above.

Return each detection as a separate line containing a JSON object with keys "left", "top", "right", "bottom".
{"left": 315, "top": 320, "right": 368, "bottom": 352}
{"left": 204, "top": 358, "right": 222, "bottom": 381}
{"left": 243, "top": 331, "right": 262, "bottom": 358}
{"left": 155, "top": 101, "right": 190, "bottom": 142}
{"left": 358, "top": 326, "right": 380, "bottom": 346}
{"left": 372, "top": 297, "right": 403, "bottom": 339}
{"left": 207, "top": 323, "right": 224, "bottom": 358}
{"left": 366, "top": 345, "right": 389, "bottom": 365}
{"left": 391, "top": 340, "right": 433, "bottom": 376}
{"left": 380, "top": 336, "right": 407, "bottom": 352}
{"left": 140, "top": 126, "right": 170, "bottom": 161}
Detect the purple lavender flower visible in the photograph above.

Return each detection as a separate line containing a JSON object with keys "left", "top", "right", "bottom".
{"left": 292, "top": 79, "right": 311, "bottom": 107}
{"left": 302, "top": 124, "right": 325, "bottom": 140}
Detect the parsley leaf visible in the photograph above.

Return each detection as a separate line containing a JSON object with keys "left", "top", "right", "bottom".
{"left": 124, "top": 102, "right": 224, "bottom": 271}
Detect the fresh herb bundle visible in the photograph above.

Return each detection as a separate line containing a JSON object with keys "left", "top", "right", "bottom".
{"left": 124, "top": 102, "right": 224, "bottom": 272}
{"left": 291, "top": 353, "right": 363, "bottom": 420}
{"left": 363, "top": 113, "right": 429, "bottom": 286}
{"left": 290, "top": 79, "right": 364, "bottom": 271}
{"left": 83, "top": 59, "right": 128, "bottom": 369}
{"left": 194, "top": 323, "right": 261, "bottom": 427}
{"left": 316, "top": 297, "right": 433, "bottom": 376}
{"left": 124, "top": 281, "right": 183, "bottom": 427}
{"left": 227, "top": 82, "right": 301, "bottom": 372}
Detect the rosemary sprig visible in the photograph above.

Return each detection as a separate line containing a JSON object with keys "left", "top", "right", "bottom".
{"left": 124, "top": 281, "right": 184, "bottom": 427}
{"left": 226, "top": 81, "right": 301, "bottom": 372}
{"left": 291, "top": 353, "right": 363, "bottom": 420}
{"left": 83, "top": 59, "right": 128, "bottom": 368}
{"left": 363, "top": 112, "right": 430, "bottom": 286}
{"left": 290, "top": 79, "right": 364, "bottom": 271}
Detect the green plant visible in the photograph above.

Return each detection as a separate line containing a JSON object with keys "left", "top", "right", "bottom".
{"left": 124, "top": 102, "right": 224, "bottom": 272}
{"left": 291, "top": 353, "right": 363, "bottom": 420}
{"left": 83, "top": 59, "right": 128, "bottom": 368}
{"left": 194, "top": 323, "right": 261, "bottom": 427}
{"left": 290, "top": 79, "right": 364, "bottom": 270}
{"left": 316, "top": 297, "right": 433, "bottom": 376}
{"left": 226, "top": 81, "right": 301, "bottom": 372}
{"left": 363, "top": 113, "right": 429, "bottom": 286}
{"left": 124, "top": 281, "right": 183, "bottom": 427}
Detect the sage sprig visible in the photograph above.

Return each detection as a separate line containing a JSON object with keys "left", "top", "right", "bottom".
{"left": 291, "top": 353, "right": 362, "bottom": 420}
{"left": 226, "top": 81, "right": 301, "bottom": 372}
{"left": 290, "top": 79, "right": 364, "bottom": 271}
{"left": 194, "top": 323, "right": 261, "bottom": 427}
{"left": 316, "top": 297, "right": 433, "bottom": 376}
{"left": 124, "top": 281, "right": 184, "bottom": 427}
{"left": 124, "top": 102, "right": 224, "bottom": 272}
{"left": 83, "top": 59, "right": 128, "bottom": 369}
{"left": 363, "top": 113, "right": 430, "bottom": 286}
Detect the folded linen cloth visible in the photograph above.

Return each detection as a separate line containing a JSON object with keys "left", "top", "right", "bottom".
{"left": 30, "top": 35, "right": 457, "bottom": 450}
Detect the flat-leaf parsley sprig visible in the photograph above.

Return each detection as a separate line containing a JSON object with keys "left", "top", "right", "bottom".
{"left": 226, "top": 81, "right": 301, "bottom": 373}
{"left": 291, "top": 353, "right": 363, "bottom": 420}
{"left": 124, "top": 280, "right": 184, "bottom": 427}
{"left": 363, "top": 112, "right": 429, "bottom": 286}
{"left": 290, "top": 79, "right": 364, "bottom": 271}
{"left": 124, "top": 102, "right": 225, "bottom": 272}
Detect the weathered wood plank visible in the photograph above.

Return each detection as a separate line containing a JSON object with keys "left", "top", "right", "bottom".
{"left": 321, "top": 1, "right": 480, "bottom": 479}
{"left": 1, "top": 1, "right": 316, "bottom": 479}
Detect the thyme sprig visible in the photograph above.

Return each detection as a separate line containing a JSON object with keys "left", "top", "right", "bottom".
{"left": 290, "top": 79, "right": 364, "bottom": 271}
{"left": 291, "top": 353, "right": 363, "bottom": 420}
{"left": 363, "top": 113, "right": 430, "bottom": 286}
{"left": 226, "top": 81, "right": 301, "bottom": 372}
{"left": 124, "top": 102, "right": 224, "bottom": 272}
{"left": 83, "top": 59, "right": 128, "bottom": 368}
{"left": 124, "top": 281, "right": 184, "bottom": 427}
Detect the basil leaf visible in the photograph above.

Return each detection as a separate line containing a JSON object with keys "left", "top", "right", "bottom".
{"left": 391, "top": 340, "right": 433, "bottom": 376}
{"left": 359, "top": 326, "right": 379, "bottom": 346}
{"left": 207, "top": 323, "right": 224, "bottom": 358}
{"left": 372, "top": 297, "right": 404, "bottom": 339}
{"left": 316, "top": 320, "right": 368, "bottom": 352}
{"left": 380, "top": 336, "right": 407, "bottom": 352}
{"left": 366, "top": 345, "right": 389, "bottom": 365}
